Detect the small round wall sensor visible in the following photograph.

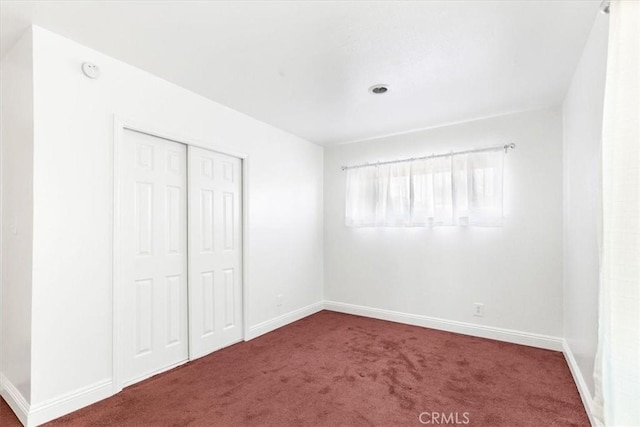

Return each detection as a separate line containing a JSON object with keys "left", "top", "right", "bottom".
{"left": 369, "top": 84, "right": 389, "bottom": 94}
{"left": 82, "top": 62, "right": 101, "bottom": 79}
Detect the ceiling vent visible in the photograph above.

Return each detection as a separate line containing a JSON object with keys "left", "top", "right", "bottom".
{"left": 369, "top": 84, "right": 389, "bottom": 94}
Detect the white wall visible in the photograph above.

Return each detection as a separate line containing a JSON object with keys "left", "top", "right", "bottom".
{"left": 324, "top": 108, "right": 563, "bottom": 338}
{"left": 562, "top": 14, "right": 608, "bottom": 398}
{"left": 0, "top": 28, "right": 34, "bottom": 408}
{"left": 26, "top": 26, "right": 323, "bottom": 412}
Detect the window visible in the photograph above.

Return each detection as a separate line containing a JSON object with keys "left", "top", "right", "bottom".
{"left": 345, "top": 150, "right": 504, "bottom": 227}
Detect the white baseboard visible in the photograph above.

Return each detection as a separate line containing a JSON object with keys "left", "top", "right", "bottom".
{"left": 562, "top": 340, "right": 596, "bottom": 427}
{"left": 246, "top": 301, "right": 324, "bottom": 340}
{"left": 0, "top": 373, "right": 30, "bottom": 426}
{"left": 0, "top": 377, "right": 113, "bottom": 427}
{"left": 323, "top": 301, "right": 564, "bottom": 351}
{"left": 27, "top": 378, "right": 112, "bottom": 427}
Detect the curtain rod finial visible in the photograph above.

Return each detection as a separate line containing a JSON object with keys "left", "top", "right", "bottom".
{"left": 504, "top": 143, "right": 516, "bottom": 153}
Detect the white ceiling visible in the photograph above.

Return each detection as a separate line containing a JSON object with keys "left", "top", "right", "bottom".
{"left": 0, "top": 0, "right": 600, "bottom": 146}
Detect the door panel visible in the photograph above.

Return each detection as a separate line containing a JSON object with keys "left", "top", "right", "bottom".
{"left": 120, "top": 130, "right": 188, "bottom": 386}
{"left": 188, "top": 146, "right": 243, "bottom": 359}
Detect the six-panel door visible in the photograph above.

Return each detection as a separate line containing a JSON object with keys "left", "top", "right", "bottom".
{"left": 120, "top": 130, "right": 189, "bottom": 386}
{"left": 188, "top": 146, "right": 243, "bottom": 359}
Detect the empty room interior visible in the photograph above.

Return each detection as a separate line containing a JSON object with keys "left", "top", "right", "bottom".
{"left": 1, "top": 0, "right": 638, "bottom": 426}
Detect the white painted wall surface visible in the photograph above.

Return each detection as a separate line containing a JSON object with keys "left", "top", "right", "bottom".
{"left": 0, "top": 28, "right": 34, "bottom": 406}
{"left": 29, "top": 26, "right": 323, "bottom": 408}
{"left": 324, "top": 108, "right": 563, "bottom": 337}
{"left": 562, "top": 15, "right": 608, "bottom": 398}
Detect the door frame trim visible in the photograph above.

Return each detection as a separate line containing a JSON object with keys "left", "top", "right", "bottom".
{"left": 111, "top": 116, "right": 250, "bottom": 394}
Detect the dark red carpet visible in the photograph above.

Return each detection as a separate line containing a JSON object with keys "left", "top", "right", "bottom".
{"left": 4, "top": 311, "right": 589, "bottom": 426}
{"left": 1, "top": 395, "right": 21, "bottom": 427}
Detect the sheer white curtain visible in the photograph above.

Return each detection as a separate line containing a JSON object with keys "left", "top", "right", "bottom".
{"left": 378, "top": 162, "right": 412, "bottom": 226}
{"left": 454, "top": 151, "right": 504, "bottom": 226}
{"left": 345, "top": 149, "right": 504, "bottom": 227}
{"left": 410, "top": 156, "right": 454, "bottom": 226}
{"left": 594, "top": 1, "right": 640, "bottom": 426}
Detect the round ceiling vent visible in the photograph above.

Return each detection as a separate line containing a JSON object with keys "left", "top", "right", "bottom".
{"left": 369, "top": 84, "right": 389, "bottom": 94}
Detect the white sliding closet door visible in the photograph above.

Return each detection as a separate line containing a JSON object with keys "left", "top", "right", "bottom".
{"left": 119, "top": 130, "right": 188, "bottom": 386}
{"left": 188, "top": 146, "right": 243, "bottom": 359}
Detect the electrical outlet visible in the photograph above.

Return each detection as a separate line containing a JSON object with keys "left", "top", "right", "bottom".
{"left": 276, "top": 294, "right": 284, "bottom": 307}
{"left": 473, "top": 303, "right": 484, "bottom": 317}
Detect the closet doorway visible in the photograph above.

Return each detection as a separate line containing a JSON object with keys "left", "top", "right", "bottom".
{"left": 115, "top": 127, "right": 244, "bottom": 388}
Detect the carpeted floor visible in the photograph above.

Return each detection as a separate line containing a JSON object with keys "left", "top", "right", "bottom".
{"left": 1, "top": 395, "right": 21, "bottom": 426}
{"left": 2, "top": 311, "right": 589, "bottom": 426}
